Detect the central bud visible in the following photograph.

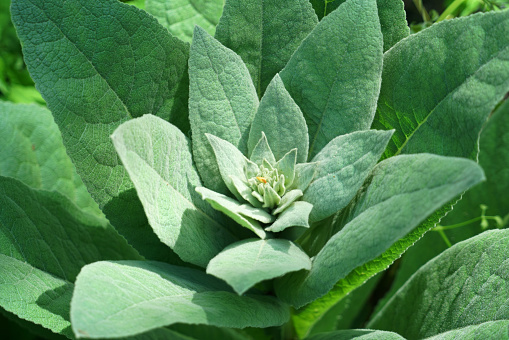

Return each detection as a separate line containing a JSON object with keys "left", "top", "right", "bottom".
{"left": 247, "top": 162, "right": 286, "bottom": 209}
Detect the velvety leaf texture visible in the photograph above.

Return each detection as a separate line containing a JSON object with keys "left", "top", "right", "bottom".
{"left": 305, "top": 329, "right": 405, "bottom": 340}
{"left": 275, "top": 154, "right": 485, "bottom": 308}
{"left": 368, "top": 229, "right": 509, "bottom": 339}
{"left": 423, "top": 321, "right": 509, "bottom": 340}
{"left": 112, "top": 115, "right": 236, "bottom": 267}
{"left": 280, "top": 0, "right": 383, "bottom": 159}
{"left": 373, "top": 10, "right": 509, "bottom": 159}
{"left": 189, "top": 26, "right": 258, "bottom": 194}
{"left": 215, "top": 0, "right": 318, "bottom": 97}
{"left": 71, "top": 261, "right": 290, "bottom": 338}
{"left": 206, "top": 238, "right": 312, "bottom": 295}
{"left": 145, "top": 0, "right": 224, "bottom": 42}
{"left": 0, "top": 102, "right": 101, "bottom": 217}
{"left": 10, "top": 0, "right": 190, "bottom": 263}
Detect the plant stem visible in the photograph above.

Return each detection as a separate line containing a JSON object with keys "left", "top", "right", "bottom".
{"left": 437, "top": 0, "right": 466, "bottom": 21}
{"left": 434, "top": 216, "right": 500, "bottom": 231}
{"left": 437, "top": 228, "right": 452, "bottom": 247}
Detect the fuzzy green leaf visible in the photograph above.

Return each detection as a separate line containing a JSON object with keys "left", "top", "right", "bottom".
{"left": 206, "top": 239, "right": 312, "bottom": 295}
{"left": 373, "top": 10, "right": 509, "bottom": 159}
{"left": 189, "top": 26, "right": 258, "bottom": 194}
{"left": 305, "top": 329, "right": 405, "bottom": 340}
{"left": 280, "top": 0, "right": 383, "bottom": 159}
{"left": 267, "top": 201, "right": 313, "bottom": 233}
{"left": 112, "top": 115, "right": 236, "bottom": 267}
{"left": 423, "top": 321, "right": 509, "bottom": 340}
{"left": 0, "top": 102, "right": 101, "bottom": 217}
{"left": 250, "top": 132, "right": 276, "bottom": 166}
{"left": 215, "top": 0, "right": 317, "bottom": 96}
{"left": 145, "top": 0, "right": 224, "bottom": 42}
{"left": 304, "top": 130, "right": 393, "bottom": 222}
{"left": 368, "top": 229, "right": 509, "bottom": 339}
{"left": 71, "top": 261, "right": 290, "bottom": 338}
{"left": 10, "top": 0, "right": 190, "bottom": 263}
{"left": 276, "top": 154, "right": 485, "bottom": 308}
{"left": 248, "top": 75, "right": 309, "bottom": 163}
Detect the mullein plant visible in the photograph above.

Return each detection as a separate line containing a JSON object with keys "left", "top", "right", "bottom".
{"left": 2, "top": 0, "right": 509, "bottom": 339}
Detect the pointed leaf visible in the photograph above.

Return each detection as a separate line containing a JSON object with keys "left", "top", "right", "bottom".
{"left": 196, "top": 187, "right": 270, "bottom": 238}
{"left": 189, "top": 26, "right": 258, "bottom": 194}
{"left": 267, "top": 201, "right": 312, "bottom": 233}
{"left": 304, "top": 130, "right": 393, "bottom": 222}
{"left": 215, "top": 0, "right": 317, "bottom": 96}
{"left": 276, "top": 149, "right": 297, "bottom": 187}
{"left": 290, "top": 163, "right": 318, "bottom": 192}
{"left": 248, "top": 74, "right": 309, "bottom": 162}
{"left": 373, "top": 10, "right": 509, "bottom": 159}
{"left": 280, "top": 0, "right": 383, "bottom": 158}
{"left": 10, "top": 0, "right": 190, "bottom": 263}
{"left": 230, "top": 175, "right": 264, "bottom": 208}
{"left": 207, "top": 239, "right": 312, "bottom": 294}
{"left": 112, "top": 115, "right": 236, "bottom": 267}
{"left": 0, "top": 102, "right": 101, "bottom": 217}
{"left": 146, "top": 0, "right": 224, "bottom": 42}
{"left": 368, "top": 229, "right": 509, "bottom": 339}
{"left": 71, "top": 261, "right": 290, "bottom": 338}
{"left": 250, "top": 132, "right": 276, "bottom": 165}
{"left": 273, "top": 190, "right": 304, "bottom": 215}
{"left": 276, "top": 154, "right": 485, "bottom": 307}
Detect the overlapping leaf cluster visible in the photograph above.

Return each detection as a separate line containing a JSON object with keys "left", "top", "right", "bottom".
{"left": 1, "top": 0, "right": 509, "bottom": 339}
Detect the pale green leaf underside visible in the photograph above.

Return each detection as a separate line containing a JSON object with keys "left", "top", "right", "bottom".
{"left": 189, "top": 26, "right": 258, "bottom": 194}
{"left": 215, "top": 0, "right": 317, "bottom": 96}
{"left": 0, "top": 255, "right": 74, "bottom": 338}
{"left": 306, "top": 329, "right": 405, "bottom": 340}
{"left": 0, "top": 102, "right": 102, "bottom": 218}
{"left": 305, "top": 129, "right": 393, "bottom": 222}
{"left": 373, "top": 10, "right": 509, "bottom": 159}
{"left": 206, "top": 238, "right": 312, "bottom": 295}
{"left": 423, "top": 321, "right": 509, "bottom": 340}
{"left": 280, "top": 0, "right": 383, "bottom": 159}
{"left": 276, "top": 154, "right": 485, "bottom": 308}
{"left": 248, "top": 74, "right": 309, "bottom": 163}
{"left": 146, "top": 0, "right": 224, "bottom": 42}
{"left": 368, "top": 229, "right": 509, "bottom": 339}
{"left": 71, "top": 261, "right": 290, "bottom": 338}
{"left": 112, "top": 115, "right": 236, "bottom": 267}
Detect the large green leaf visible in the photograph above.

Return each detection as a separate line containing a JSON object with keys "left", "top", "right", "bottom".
{"left": 215, "top": 0, "right": 317, "bottom": 97}
{"left": 0, "top": 102, "right": 101, "bottom": 217}
{"left": 275, "top": 154, "right": 485, "bottom": 308}
{"left": 206, "top": 238, "right": 311, "bottom": 295}
{"left": 305, "top": 329, "right": 405, "bottom": 340}
{"left": 309, "top": 0, "right": 409, "bottom": 52}
{"left": 189, "top": 26, "right": 258, "bottom": 194}
{"left": 112, "top": 115, "right": 236, "bottom": 267}
{"left": 304, "top": 130, "right": 393, "bottom": 222}
{"left": 10, "top": 0, "right": 190, "bottom": 262}
{"left": 368, "top": 229, "right": 509, "bottom": 339}
{"left": 71, "top": 261, "right": 290, "bottom": 338}
{"left": 280, "top": 0, "right": 383, "bottom": 159}
{"left": 373, "top": 10, "right": 509, "bottom": 159}
{"left": 248, "top": 74, "right": 309, "bottom": 163}
{"left": 145, "top": 0, "right": 224, "bottom": 42}
{"left": 423, "top": 321, "right": 509, "bottom": 340}
{"left": 0, "top": 176, "right": 141, "bottom": 337}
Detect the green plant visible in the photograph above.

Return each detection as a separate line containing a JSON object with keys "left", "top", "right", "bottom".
{"left": 1, "top": 0, "right": 509, "bottom": 339}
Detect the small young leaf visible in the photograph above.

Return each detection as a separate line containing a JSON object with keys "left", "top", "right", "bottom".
{"left": 368, "top": 229, "right": 509, "bottom": 339}
{"left": 248, "top": 74, "right": 309, "bottom": 163}
{"left": 250, "top": 132, "right": 276, "bottom": 166}
{"left": 215, "top": 0, "right": 317, "bottom": 96}
{"left": 71, "top": 261, "right": 290, "bottom": 338}
{"left": 266, "top": 201, "right": 313, "bottom": 233}
{"left": 189, "top": 26, "right": 258, "bottom": 194}
{"left": 280, "top": 0, "right": 383, "bottom": 158}
{"left": 207, "top": 239, "right": 312, "bottom": 295}
{"left": 112, "top": 115, "right": 236, "bottom": 267}
{"left": 304, "top": 130, "right": 393, "bottom": 222}
{"left": 276, "top": 154, "right": 485, "bottom": 308}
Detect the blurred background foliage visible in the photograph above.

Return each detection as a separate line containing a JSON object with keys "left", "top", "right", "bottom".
{"left": 0, "top": 0, "right": 507, "bottom": 338}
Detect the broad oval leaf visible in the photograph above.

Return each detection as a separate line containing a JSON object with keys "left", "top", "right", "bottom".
{"left": 275, "top": 154, "right": 485, "bottom": 308}
{"left": 206, "top": 238, "right": 312, "bottom": 295}
{"left": 111, "top": 115, "right": 236, "bottom": 267}
{"left": 215, "top": 0, "right": 317, "bottom": 96}
{"left": 368, "top": 229, "right": 509, "bottom": 339}
{"left": 280, "top": 0, "right": 383, "bottom": 159}
{"left": 146, "top": 0, "right": 224, "bottom": 42}
{"left": 373, "top": 10, "right": 509, "bottom": 159}
{"left": 189, "top": 26, "right": 258, "bottom": 194}
{"left": 71, "top": 261, "right": 290, "bottom": 338}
